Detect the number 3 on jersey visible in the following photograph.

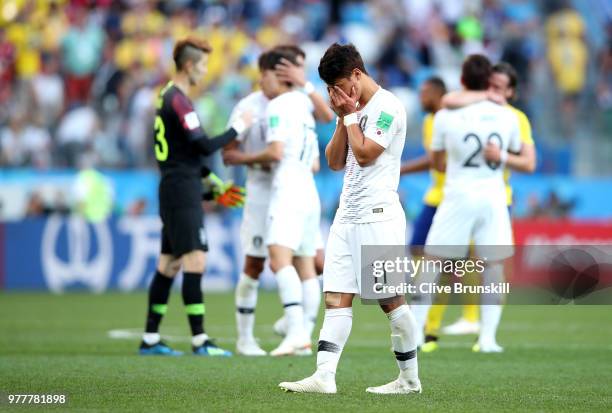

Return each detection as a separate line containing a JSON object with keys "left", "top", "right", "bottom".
{"left": 154, "top": 116, "right": 168, "bottom": 161}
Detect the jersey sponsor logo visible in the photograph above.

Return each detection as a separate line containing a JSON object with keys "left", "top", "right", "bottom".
{"left": 372, "top": 208, "right": 384, "bottom": 214}
{"left": 184, "top": 111, "right": 201, "bottom": 130}
{"left": 376, "top": 111, "right": 394, "bottom": 132}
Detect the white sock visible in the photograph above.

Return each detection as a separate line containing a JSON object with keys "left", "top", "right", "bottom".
{"left": 411, "top": 268, "right": 440, "bottom": 333}
{"left": 480, "top": 262, "right": 504, "bottom": 344}
{"left": 276, "top": 265, "right": 304, "bottom": 338}
{"left": 316, "top": 307, "right": 352, "bottom": 381}
{"left": 480, "top": 305, "right": 502, "bottom": 344}
{"left": 142, "top": 332, "right": 160, "bottom": 345}
{"left": 387, "top": 305, "right": 419, "bottom": 382}
{"left": 192, "top": 333, "right": 209, "bottom": 347}
{"left": 410, "top": 303, "right": 430, "bottom": 337}
{"left": 301, "top": 278, "right": 321, "bottom": 339}
{"left": 235, "top": 273, "right": 259, "bottom": 342}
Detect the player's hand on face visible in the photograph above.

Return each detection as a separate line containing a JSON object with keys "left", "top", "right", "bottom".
{"left": 332, "top": 85, "right": 358, "bottom": 116}
{"left": 223, "top": 149, "right": 246, "bottom": 165}
{"left": 275, "top": 58, "right": 306, "bottom": 87}
{"left": 484, "top": 142, "right": 502, "bottom": 162}
{"left": 327, "top": 86, "right": 344, "bottom": 117}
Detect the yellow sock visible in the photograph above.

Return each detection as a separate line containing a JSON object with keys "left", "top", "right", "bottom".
{"left": 425, "top": 304, "right": 447, "bottom": 337}
{"left": 462, "top": 304, "right": 479, "bottom": 323}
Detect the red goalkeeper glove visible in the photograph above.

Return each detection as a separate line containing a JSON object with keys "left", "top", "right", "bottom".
{"left": 214, "top": 183, "right": 246, "bottom": 208}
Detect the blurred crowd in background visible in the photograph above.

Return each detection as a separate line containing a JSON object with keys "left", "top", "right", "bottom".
{"left": 0, "top": 0, "right": 611, "bottom": 220}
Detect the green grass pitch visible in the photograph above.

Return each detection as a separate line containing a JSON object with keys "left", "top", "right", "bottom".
{"left": 1, "top": 292, "right": 611, "bottom": 412}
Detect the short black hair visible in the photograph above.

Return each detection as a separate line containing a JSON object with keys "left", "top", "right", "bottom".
{"left": 492, "top": 62, "right": 518, "bottom": 90}
{"left": 258, "top": 51, "right": 272, "bottom": 71}
{"left": 461, "top": 54, "right": 492, "bottom": 91}
{"left": 318, "top": 43, "right": 367, "bottom": 85}
{"left": 273, "top": 44, "right": 306, "bottom": 60}
{"left": 424, "top": 76, "right": 447, "bottom": 95}
{"left": 173, "top": 37, "right": 212, "bottom": 71}
{"left": 258, "top": 49, "right": 298, "bottom": 72}
{"left": 258, "top": 49, "right": 299, "bottom": 87}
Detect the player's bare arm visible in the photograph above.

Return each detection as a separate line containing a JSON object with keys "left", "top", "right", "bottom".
{"left": 400, "top": 154, "right": 431, "bottom": 175}
{"left": 224, "top": 141, "right": 284, "bottom": 165}
{"left": 223, "top": 140, "right": 240, "bottom": 151}
{"left": 333, "top": 85, "right": 384, "bottom": 166}
{"left": 442, "top": 90, "right": 506, "bottom": 108}
{"left": 484, "top": 142, "right": 536, "bottom": 173}
{"left": 431, "top": 150, "right": 446, "bottom": 172}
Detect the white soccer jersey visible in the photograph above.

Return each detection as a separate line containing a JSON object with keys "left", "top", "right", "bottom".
{"left": 425, "top": 101, "right": 521, "bottom": 260}
{"left": 228, "top": 91, "right": 271, "bottom": 201}
{"left": 430, "top": 101, "right": 521, "bottom": 199}
{"left": 335, "top": 87, "right": 407, "bottom": 224}
{"left": 265, "top": 90, "right": 319, "bottom": 205}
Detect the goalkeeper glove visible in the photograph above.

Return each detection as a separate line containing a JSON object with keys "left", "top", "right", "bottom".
{"left": 201, "top": 172, "right": 245, "bottom": 208}
{"left": 215, "top": 183, "right": 246, "bottom": 208}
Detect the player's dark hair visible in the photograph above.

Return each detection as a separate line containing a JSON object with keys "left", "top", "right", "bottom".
{"left": 258, "top": 49, "right": 298, "bottom": 71}
{"left": 173, "top": 37, "right": 212, "bottom": 71}
{"left": 461, "top": 54, "right": 492, "bottom": 91}
{"left": 257, "top": 51, "right": 272, "bottom": 71}
{"left": 318, "top": 43, "right": 368, "bottom": 85}
{"left": 425, "top": 76, "right": 447, "bottom": 95}
{"left": 273, "top": 44, "right": 306, "bottom": 60}
{"left": 492, "top": 62, "right": 518, "bottom": 99}
{"left": 258, "top": 49, "right": 299, "bottom": 87}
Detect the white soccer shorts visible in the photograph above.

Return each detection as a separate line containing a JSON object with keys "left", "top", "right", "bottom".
{"left": 323, "top": 213, "right": 407, "bottom": 295}
{"left": 266, "top": 201, "right": 320, "bottom": 258}
{"left": 240, "top": 200, "right": 269, "bottom": 258}
{"left": 424, "top": 195, "right": 514, "bottom": 261}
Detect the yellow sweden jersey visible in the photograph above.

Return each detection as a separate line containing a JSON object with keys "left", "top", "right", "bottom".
{"left": 422, "top": 114, "right": 445, "bottom": 207}
{"left": 422, "top": 106, "right": 533, "bottom": 207}
{"left": 503, "top": 106, "right": 534, "bottom": 205}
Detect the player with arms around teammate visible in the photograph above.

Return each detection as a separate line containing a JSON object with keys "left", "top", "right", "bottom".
{"left": 417, "top": 55, "right": 522, "bottom": 353}
{"left": 419, "top": 62, "right": 537, "bottom": 348}
{"left": 139, "top": 37, "right": 252, "bottom": 356}
{"left": 399, "top": 77, "right": 480, "bottom": 352}
{"left": 279, "top": 43, "right": 421, "bottom": 395}
{"left": 224, "top": 46, "right": 333, "bottom": 356}
{"left": 223, "top": 49, "right": 323, "bottom": 356}
{"left": 442, "top": 62, "right": 536, "bottom": 176}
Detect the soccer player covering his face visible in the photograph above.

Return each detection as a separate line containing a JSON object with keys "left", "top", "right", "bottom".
{"left": 279, "top": 43, "right": 422, "bottom": 395}
{"left": 139, "top": 37, "right": 252, "bottom": 356}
